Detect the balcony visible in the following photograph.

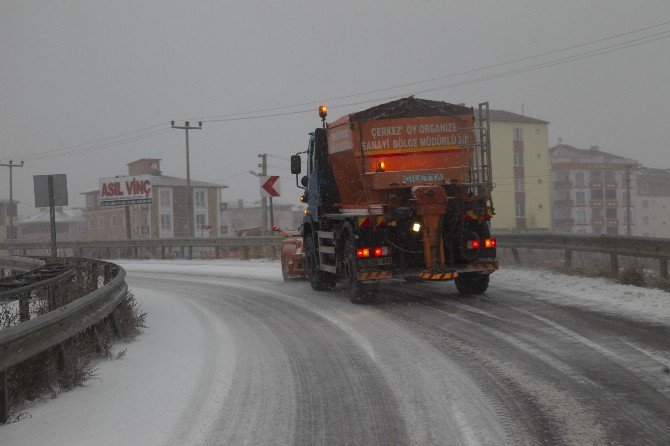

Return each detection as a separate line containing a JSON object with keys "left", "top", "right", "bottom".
{"left": 591, "top": 219, "right": 604, "bottom": 226}
{"left": 553, "top": 199, "right": 574, "bottom": 208}
{"left": 606, "top": 218, "right": 619, "bottom": 226}
{"left": 590, "top": 200, "right": 604, "bottom": 207}
{"left": 605, "top": 200, "right": 619, "bottom": 208}
{"left": 589, "top": 182, "right": 603, "bottom": 188}
{"left": 554, "top": 218, "right": 574, "bottom": 226}
{"left": 554, "top": 180, "right": 573, "bottom": 188}
{"left": 605, "top": 182, "right": 617, "bottom": 189}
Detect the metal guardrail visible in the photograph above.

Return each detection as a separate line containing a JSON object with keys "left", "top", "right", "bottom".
{"left": 0, "top": 236, "right": 283, "bottom": 260}
{"left": 495, "top": 233, "right": 670, "bottom": 279}
{"left": 0, "top": 257, "right": 128, "bottom": 423}
{"left": 0, "top": 256, "right": 45, "bottom": 272}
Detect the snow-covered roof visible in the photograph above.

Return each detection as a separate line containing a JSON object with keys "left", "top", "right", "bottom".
{"left": 488, "top": 109, "right": 548, "bottom": 124}
{"left": 23, "top": 208, "right": 85, "bottom": 223}
{"left": 550, "top": 144, "right": 637, "bottom": 165}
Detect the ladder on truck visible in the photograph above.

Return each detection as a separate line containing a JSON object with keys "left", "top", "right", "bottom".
{"left": 317, "top": 230, "right": 337, "bottom": 274}
{"left": 470, "top": 102, "right": 494, "bottom": 206}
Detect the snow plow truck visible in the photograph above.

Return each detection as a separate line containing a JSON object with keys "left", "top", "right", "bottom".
{"left": 284, "top": 97, "right": 498, "bottom": 303}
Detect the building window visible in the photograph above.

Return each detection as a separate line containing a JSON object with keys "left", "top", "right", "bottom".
{"left": 160, "top": 214, "right": 172, "bottom": 231}
{"left": 642, "top": 216, "right": 649, "bottom": 225}
{"left": 111, "top": 216, "right": 117, "bottom": 227}
{"left": 516, "top": 204, "right": 525, "bottom": 218}
{"left": 577, "top": 228, "right": 587, "bottom": 234}
{"left": 606, "top": 208, "right": 617, "bottom": 218}
{"left": 591, "top": 189, "right": 603, "bottom": 199}
{"left": 513, "top": 128, "right": 523, "bottom": 141}
{"left": 514, "top": 152, "right": 524, "bottom": 166}
{"left": 604, "top": 171, "right": 615, "bottom": 184}
{"left": 515, "top": 178, "right": 524, "bottom": 192}
{"left": 89, "top": 218, "right": 97, "bottom": 229}
{"left": 575, "top": 172, "right": 585, "bottom": 187}
{"left": 160, "top": 188, "right": 172, "bottom": 207}
{"left": 590, "top": 171, "right": 602, "bottom": 184}
{"left": 639, "top": 183, "right": 649, "bottom": 194}
{"left": 605, "top": 189, "right": 616, "bottom": 200}
{"left": 98, "top": 217, "right": 105, "bottom": 228}
{"left": 642, "top": 200, "right": 648, "bottom": 209}
{"left": 195, "top": 213, "right": 206, "bottom": 229}
{"left": 195, "top": 190, "right": 206, "bottom": 208}
{"left": 220, "top": 225, "right": 228, "bottom": 234}
{"left": 576, "top": 209, "right": 587, "bottom": 225}
{"left": 606, "top": 226, "right": 619, "bottom": 235}
{"left": 575, "top": 191, "right": 585, "bottom": 205}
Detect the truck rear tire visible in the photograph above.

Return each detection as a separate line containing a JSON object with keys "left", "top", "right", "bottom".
{"left": 305, "top": 234, "right": 336, "bottom": 291}
{"left": 455, "top": 273, "right": 489, "bottom": 295}
{"left": 343, "top": 242, "right": 378, "bottom": 304}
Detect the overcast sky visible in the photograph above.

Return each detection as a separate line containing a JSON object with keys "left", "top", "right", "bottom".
{"left": 1, "top": 0, "right": 669, "bottom": 215}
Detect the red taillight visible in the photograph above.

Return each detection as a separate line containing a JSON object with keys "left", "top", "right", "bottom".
{"left": 466, "top": 238, "right": 496, "bottom": 249}
{"left": 357, "top": 248, "right": 370, "bottom": 258}
{"left": 357, "top": 246, "right": 388, "bottom": 258}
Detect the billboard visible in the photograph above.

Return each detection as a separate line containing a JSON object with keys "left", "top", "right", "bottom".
{"left": 99, "top": 175, "right": 153, "bottom": 206}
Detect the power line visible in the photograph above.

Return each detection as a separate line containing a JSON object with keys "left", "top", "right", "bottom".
{"left": 5, "top": 123, "right": 167, "bottom": 161}
{"left": 201, "top": 31, "right": 670, "bottom": 125}
{"left": 192, "top": 20, "right": 670, "bottom": 122}
{"left": 20, "top": 128, "right": 172, "bottom": 162}
{"left": 11, "top": 20, "right": 670, "bottom": 162}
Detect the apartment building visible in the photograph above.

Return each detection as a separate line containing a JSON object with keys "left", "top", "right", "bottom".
{"left": 487, "top": 110, "right": 552, "bottom": 231}
{"left": 0, "top": 199, "right": 18, "bottom": 241}
{"left": 220, "top": 199, "right": 305, "bottom": 236}
{"left": 19, "top": 208, "right": 87, "bottom": 242}
{"left": 83, "top": 159, "right": 226, "bottom": 240}
{"left": 550, "top": 144, "right": 638, "bottom": 235}
{"left": 636, "top": 167, "right": 670, "bottom": 238}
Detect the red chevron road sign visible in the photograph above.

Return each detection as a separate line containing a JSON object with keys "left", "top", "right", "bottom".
{"left": 260, "top": 175, "right": 280, "bottom": 198}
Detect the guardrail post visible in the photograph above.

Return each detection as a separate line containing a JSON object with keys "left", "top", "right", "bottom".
{"left": 57, "top": 343, "right": 68, "bottom": 372}
{"left": 19, "top": 292, "right": 30, "bottom": 322}
{"left": 108, "top": 309, "right": 122, "bottom": 338}
{"left": 133, "top": 246, "right": 138, "bottom": 259}
{"left": 243, "top": 245, "right": 251, "bottom": 260}
{"left": 0, "top": 370, "right": 7, "bottom": 424}
{"left": 215, "top": 246, "right": 221, "bottom": 259}
{"left": 660, "top": 259, "right": 668, "bottom": 280}
{"left": 188, "top": 246, "right": 193, "bottom": 260}
{"left": 610, "top": 253, "right": 619, "bottom": 276}
{"left": 564, "top": 250, "right": 572, "bottom": 269}
{"left": 90, "top": 326, "right": 104, "bottom": 354}
{"left": 47, "top": 284, "right": 57, "bottom": 311}
{"left": 511, "top": 247, "right": 521, "bottom": 265}
{"left": 160, "top": 246, "right": 165, "bottom": 259}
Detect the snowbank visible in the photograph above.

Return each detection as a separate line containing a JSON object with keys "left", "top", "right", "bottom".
{"left": 491, "top": 268, "right": 670, "bottom": 325}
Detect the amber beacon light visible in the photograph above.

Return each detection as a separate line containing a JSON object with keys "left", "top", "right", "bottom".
{"left": 318, "top": 105, "right": 328, "bottom": 119}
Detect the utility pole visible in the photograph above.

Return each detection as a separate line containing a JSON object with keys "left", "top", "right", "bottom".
{"left": 625, "top": 166, "right": 633, "bottom": 236}
{"left": 171, "top": 121, "right": 202, "bottom": 238}
{"left": 0, "top": 160, "right": 24, "bottom": 240}
{"left": 258, "top": 153, "right": 268, "bottom": 235}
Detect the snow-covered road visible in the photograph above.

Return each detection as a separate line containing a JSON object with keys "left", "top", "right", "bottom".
{"left": 2, "top": 261, "right": 669, "bottom": 445}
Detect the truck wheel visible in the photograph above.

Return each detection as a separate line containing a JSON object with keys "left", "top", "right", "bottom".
{"left": 455, "top": 273, "right": 489, "bottom": 295}
{"left": 343, "top": 242, "right": 378, "bottom": 304}
{"left": 305, "top": 235, "right": 336, "bottom": 291}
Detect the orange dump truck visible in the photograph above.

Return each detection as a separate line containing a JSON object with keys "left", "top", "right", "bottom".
{"left": 287, "top": 97, "right": 497, "bottom": 303}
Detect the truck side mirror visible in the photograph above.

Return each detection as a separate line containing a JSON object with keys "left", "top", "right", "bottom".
{"left": 301, "top": 175, "right": 308, "bottom": 187}
{"left": 291, "top": 155, "right": 302, "bottom": 174}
